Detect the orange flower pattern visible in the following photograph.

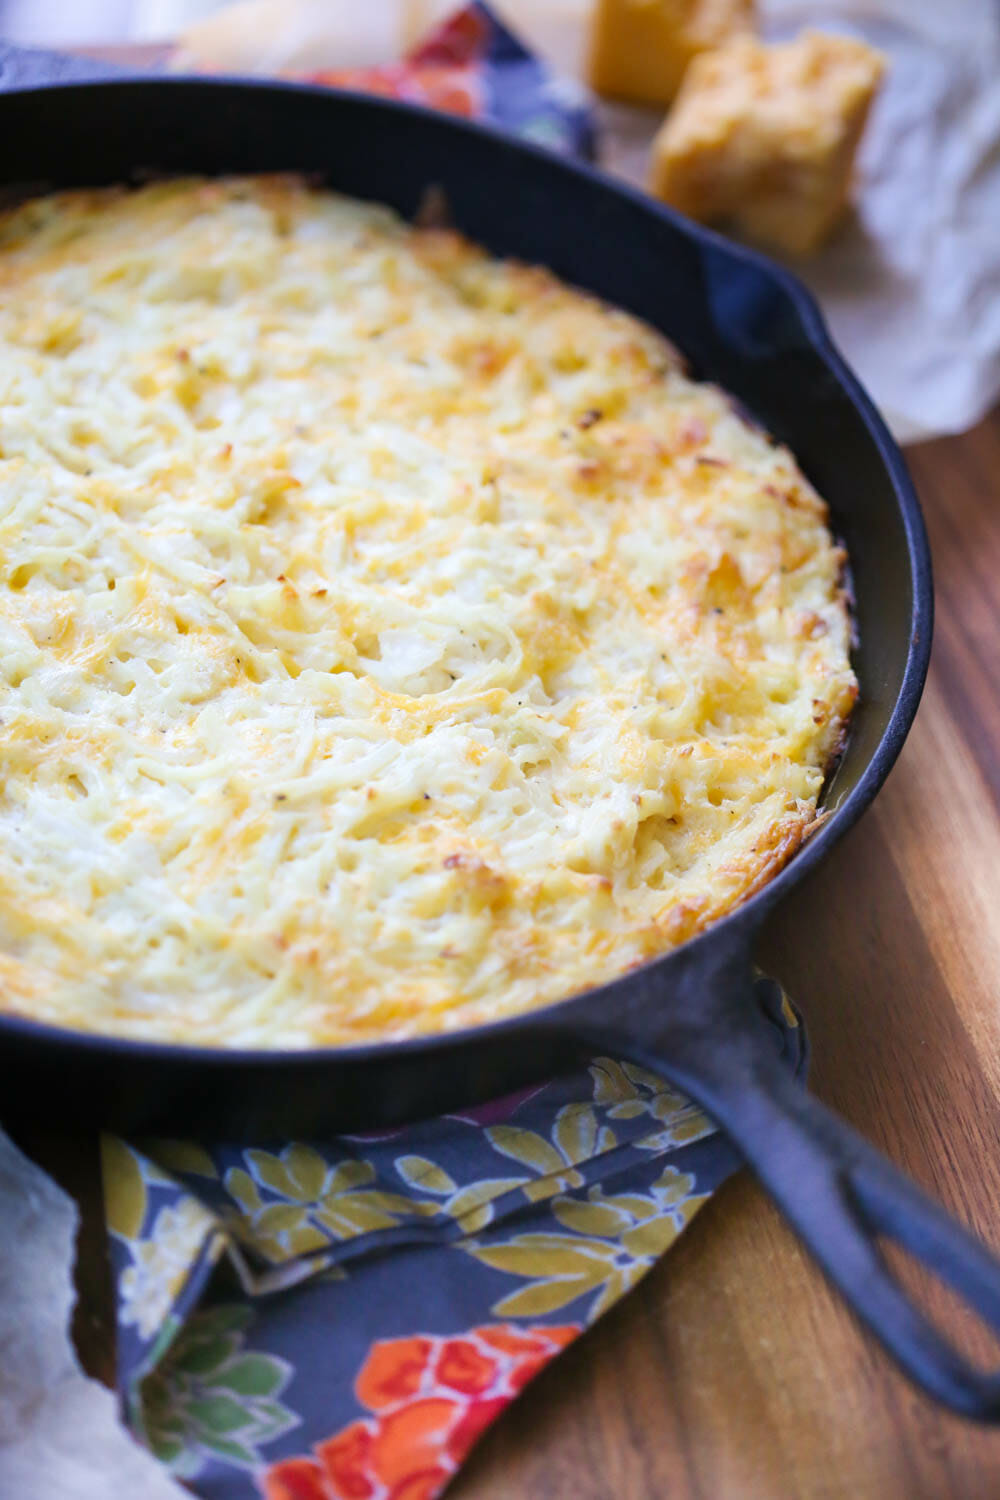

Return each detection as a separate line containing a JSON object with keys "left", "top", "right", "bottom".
{"left": 261, "top": 1325, "right": 580, "bottom": 1500}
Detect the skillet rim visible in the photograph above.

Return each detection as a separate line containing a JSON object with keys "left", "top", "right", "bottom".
{"left": 0, "top": 74, "right": 934, "bottom": 1068}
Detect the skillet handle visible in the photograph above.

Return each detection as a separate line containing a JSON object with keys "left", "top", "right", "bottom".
{"left": 599, "top": 982, "right": 1000, "bottom": 1421}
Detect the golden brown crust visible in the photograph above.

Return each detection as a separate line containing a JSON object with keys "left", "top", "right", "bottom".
{"left": 0, "top": 176, "right": 856, "bottom": 1046}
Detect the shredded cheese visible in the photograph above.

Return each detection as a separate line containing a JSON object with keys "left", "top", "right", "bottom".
{"left": 0, "top": 176, "right": 857, "bottom": 1046}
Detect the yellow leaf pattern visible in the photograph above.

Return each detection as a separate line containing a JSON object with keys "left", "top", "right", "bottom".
{"left": 465, "top": 1165, "right": 711, "bottom": 1322}
{"left": 245, "top": 1151, "right": 299, "bottom": 1199}
{"left": 492, "top": 1279, "right": 604, "bottom": 1318}
{"left": 102, "top": 1137, "right": 149, "bottom": 1243}
{"left": 473, "top": 1237, "right": 617, "bottom": 1277}
{"left": 223, "top": 1147, "right": 434, "bottom": 1264}
{"left": 122, "top": 1049, "right": 716, "bottom": 1275}
{"left": 553, "top": 1104, "right": 598, "bottom": 1165}
{"left": 284, "top": 1144, "right": 330, "bottom": 1200}
{"left": 589, "top": 1058, "right": 714, "bottom": 1149}
{"left": 138, "top": 1140, "right": 218, "bottom": 1180}
{"left": 326, "top": 1160, "right": 376, "bottom": 1193}
{"left": 103, "top": 1022, "right": 743, "bottom": 1387}
{"left": 226, "top": 1168, "right": 262, "bottom": 1216}
{"left": 154, "top": 1049, "right": 719, "bottom": 1270}
{"left": 439, "top": 1179, "right": 525, "bottom": 1234}
{"left": 486, "top": 1126, "right": 569, "bottom": 1177}
{"left": 314, "top": 1197, "right": 402, "bottom": 1237}
{"left": 219, "top": 1127, "right": 608, "bottom": 1267}
{"left": 394, "top": 1156, "right": 457, "bottom": 1196}
{"left": 485, "top": 1104, "right": 614, "bottom": 1205}
{"left": 548, "top": 1198, "right": 632, "bottom": 1238}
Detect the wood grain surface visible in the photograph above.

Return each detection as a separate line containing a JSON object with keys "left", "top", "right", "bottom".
{"left": 11, "top": 409, "right": 1000, "bottom": 1500}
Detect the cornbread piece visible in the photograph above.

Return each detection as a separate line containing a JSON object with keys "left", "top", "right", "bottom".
{"left": 589, "top": 0, "right": 755, "bottom": 106}
{"left": 649, "top": 31, "right": 885, "bottom": 254}
{"left": 0, "top": 177, "right": 856, "bottom": 1047}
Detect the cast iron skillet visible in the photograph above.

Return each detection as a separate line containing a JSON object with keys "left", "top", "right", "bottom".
{"left": 2, "top": 67, "right": 1000, "bottom": 1422}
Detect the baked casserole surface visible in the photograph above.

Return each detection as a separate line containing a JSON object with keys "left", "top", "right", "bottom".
{"left": 0, "top": 177, "right": 856, "bottom": 1045}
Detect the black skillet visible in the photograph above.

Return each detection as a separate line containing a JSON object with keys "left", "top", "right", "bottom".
{"left": 2, "top": 61, "right": 1000, "bottom": 1423}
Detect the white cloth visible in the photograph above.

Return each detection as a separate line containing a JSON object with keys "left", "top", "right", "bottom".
{"left": 763, "top": 1, "right": 1000, "bottom": 441}
{"left": 0, "top": 1129, "right": 186, "bottom": 1500}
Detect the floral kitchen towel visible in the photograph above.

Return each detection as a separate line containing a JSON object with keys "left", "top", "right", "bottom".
{"left": 102, "top": 976, "right": 805, "bottom": 1500}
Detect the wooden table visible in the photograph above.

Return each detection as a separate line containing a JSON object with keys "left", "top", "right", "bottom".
{"left": 12, "top": 410, "right": 1000, "bottom": 1500}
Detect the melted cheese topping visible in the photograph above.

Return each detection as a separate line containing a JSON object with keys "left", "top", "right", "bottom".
{"left": 0, "top": 176, "right": 856, "bottom": 1047}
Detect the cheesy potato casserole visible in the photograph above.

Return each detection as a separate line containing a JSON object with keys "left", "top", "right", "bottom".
{"left": 0, "top": 176, "right": 856, "bottom": 1047}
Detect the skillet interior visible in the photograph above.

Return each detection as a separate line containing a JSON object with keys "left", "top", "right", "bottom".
{"left": 0, "top": 78, "right": 930, "bottom": 1135}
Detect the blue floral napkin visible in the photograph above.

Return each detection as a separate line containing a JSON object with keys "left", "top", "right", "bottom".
{"left": 102, "top": 977, "right": 804, "bottom": 1499}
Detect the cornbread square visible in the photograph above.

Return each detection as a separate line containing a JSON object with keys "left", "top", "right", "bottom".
{"left": 648, "top": 31, "right": 885, "bottom": 254}
{"left": 588, "top": 0, "right": 755, "bottom": 107}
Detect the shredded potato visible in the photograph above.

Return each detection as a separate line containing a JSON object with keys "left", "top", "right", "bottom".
{"left": 0, "top": 176, "right": 856, "bottom": 1046}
